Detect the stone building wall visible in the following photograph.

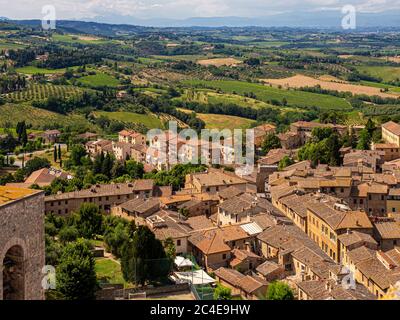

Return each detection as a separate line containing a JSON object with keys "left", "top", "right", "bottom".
{"left": 0, "top": 192, "right": 45, "bottom": 300}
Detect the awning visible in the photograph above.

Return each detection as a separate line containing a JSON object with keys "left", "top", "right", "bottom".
{"left": 174, "top": 256, "right": 194, "bottom": 268}
{"left": 174, "top": 270, "right": 216, "bottom": 285}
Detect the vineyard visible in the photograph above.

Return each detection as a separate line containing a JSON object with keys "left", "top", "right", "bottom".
{"left": 159, "top": 113, "right": 189, "bottom": 128}
{"left": 3, "top": 84, "right": 85, "bottom": 102}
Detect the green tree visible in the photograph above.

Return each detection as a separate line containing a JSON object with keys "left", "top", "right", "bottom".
{"left": 214, "top": 284, "right": 232, "bottom": 300}
{"left": 163, "top": 237, "right": 176, "bottom": 261}
{"left": 125, "top": 160, "right": 144, "bottom": 179}
{"left": 58, "top": 144, "right": 62, "bottom": 162}
{"left": 25, "top": 157, "right": 51, "bottom": 175}
{"left": 59, "top": 226, "right": 79, "bottom": 244}
{"left": 266, "top": 281, "right": 294, "bottom": 300}
{"left": 356, "top": 129, "right": 371, "bottom": 150}
{"left": 262, "top": 133, "right": 281, "bottom": 154}
{"left": 53, "top": 145, "right": 58, "bottom": 163}
{"left": 56, "top": 239, "right": 98, "bottom": 300}
{"left": 278, "top": 156, "right": 294, "bottom": 171}
{"left": 121, "top": 225, "right": 171, "bottom": 286}
{"left": 73, "top": 203, "right": 103, "bottom": 239}
{"left": 70, "top": 144, "right": 87, "bottom": 166}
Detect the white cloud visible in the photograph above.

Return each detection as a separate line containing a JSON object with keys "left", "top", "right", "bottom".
{"left": 0, "top": 0, "right": 398, "bottom": 20}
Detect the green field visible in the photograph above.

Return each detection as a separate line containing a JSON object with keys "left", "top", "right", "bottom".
{"left": 94, "top": 111, "right": 164, "bottom": 129}
{"left": 16, "top": 66, "right": 68, "bottom": 75}
{"left": 356, "top": 66, "right": 400, "bottom": 83}
{"left": 95, "top": 258, "right": 127, "bottom": 286}
{"left": 0, "top": 42, "right": 25, "bottom": 50}
{"left": 359, "top": 80, "right": 400, "bottom": 93}
{"left": 78, "top": 73, "right": 120, "bottom": 87}
{"left": 0, "top": 103, "right": 94, "bottom": 129}
{"left": 182, "top": 79, "right": 352, "bottom": 110}
{"left": 52, "top": 34, "right": 110, "bottom": 45}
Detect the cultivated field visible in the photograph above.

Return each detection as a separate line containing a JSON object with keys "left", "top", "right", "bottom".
{"left": 262, "top": 74, "right": 399, "bottom": 98}
{"left": 78, "top": 73, "right": 121, "bottom": 87}
{"left": 4, "top": 84, "right": 84, "bottom": 102}
{"left": 356, "top": 66, "right": 400, "bottom": 83}
{"left": 178, "top": 108, "right": 255, "bottom": 130}
{"left": 94, "top": 111, "right": 164, "bottom": 129}
{"left": 197, "top": 57, "right": 242, "bottom": 67}
{"left": 0, "top": 103, "right": 93, "bottom": 129}
{"left": 182, "top": 79, "right": 352, "bottom": 110}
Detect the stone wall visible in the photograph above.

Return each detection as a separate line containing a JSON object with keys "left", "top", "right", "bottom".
{"left": 0, "top": 192, "right": 45, "bottom": 300}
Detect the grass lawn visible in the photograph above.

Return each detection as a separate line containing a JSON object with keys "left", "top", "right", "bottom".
{"left": 95, "top": 258, "right": 127, "bottom": 286}
{"left": 182, "top": 79, "right": 352, "bottom": 111}
{"left": 78, "top": 72, "right": 120, "bottom": 87}
{"left": 94, "top": 111, "right": 164, "bottom": 129}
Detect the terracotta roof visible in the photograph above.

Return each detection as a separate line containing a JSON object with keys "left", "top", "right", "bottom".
{"left": 374, "top": 221, "right": 400, "bottom": 240}
{"left": 298, "top": 280, "right": 376, "bottom": 300}
{"left": 346, "top": 246, "right": 375, "bottom": 265}
{"left": 256, "top": 261, "right": 282, "bottom": 276}
{"left": 147, "top": 210, "right": 191, "bottom": 240}
{"left": 214, "top": 267, "right": 244, "bottom": 286}
{"left": 237, "top": 275, "right": 268, "bottom": 295}
{"left": 45, "top": 179, "right": 154, "bottom": 201}
{"left": 120, "top": 198, "right": 160, "bottom": 215}
{"left": 25, "top": 168, "right": 71, "bottom": 186}
{"left": 307, "top": 200, "right": 372, "bottom": 231}
{"left": 189, "top": 225, "right": 250, "bottom": 254}
{"left": 218, "top": 186, "right": 244, "bottom": 200}
{"left": 191, "top": 171, "right": 247, "bottom": 187}
{"left": 279, "top": 193, "right": 315, "bottom": 218}
{"left": 337, "top": 231, "right": 377, "bottom": 248}
{"left": 383, "top": 121, "right": 400, "bottom": 136}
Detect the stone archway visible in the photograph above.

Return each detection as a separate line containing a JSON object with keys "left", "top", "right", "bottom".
{"left": 0, "top": 238, "right": 27, "bottom": 300}
{"left": 2, "top": 245, "right": 25, "bottom": 300}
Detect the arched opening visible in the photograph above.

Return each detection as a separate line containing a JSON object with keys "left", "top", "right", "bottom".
{"left": 2, "top": 245, "right": 25, "bottom": 300}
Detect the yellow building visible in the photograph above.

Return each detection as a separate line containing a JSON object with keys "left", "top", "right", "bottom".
{"left": 382, "top": 121, "right": 400, "bottom": 147}
{"left": 307, "top": 199, "right": 373, "bottom": 263}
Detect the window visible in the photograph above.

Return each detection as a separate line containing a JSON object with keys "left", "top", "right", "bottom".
{"left": 222, "top": 254, "right": 226, "bottom": 259}
{"left": 177, "top": 240, "right": 181, "bottom": 246}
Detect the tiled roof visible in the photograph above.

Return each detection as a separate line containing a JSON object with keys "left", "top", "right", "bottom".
{"left": 192, "top": 171, "right": 247, "bottom": 187}
{"left": 189, "top": 225, "right": 250, "bottom": 254}
{"left": 374, "top": 221, "right": 400, "bottom": 240}
{"left": 237, "top": 275, "right": 268, "bottom": 295}
{"left": 45, "top": 179, "right": 154, "bottom": 201}
{"left": 214, "top": 267, "right": 244, "bottom": 286}
{"left": 120, "top": 198, "right": 160, "bottom": 215}
{"left": 256, "top": 260, "right": 282, "bottom": 276}
{"left": 383, "top": 121, "right": 400, "bottom": 136}
{"left": 337, "top": 231, "right": 377, "bottom": 248}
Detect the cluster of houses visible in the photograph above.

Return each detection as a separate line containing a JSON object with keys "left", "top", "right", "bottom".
{"left": 8, "top": 119, "right": 400, "bottom": 300}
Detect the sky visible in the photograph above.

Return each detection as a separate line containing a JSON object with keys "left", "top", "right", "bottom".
{"left": 1, "top": 0, "right": 400, "bottom": 21}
